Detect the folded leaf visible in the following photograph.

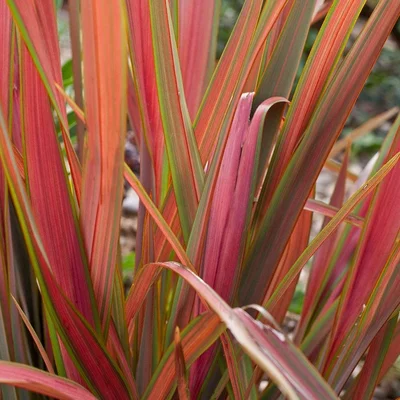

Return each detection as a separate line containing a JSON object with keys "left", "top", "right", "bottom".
{"left": 128, "top": 261, "right": 338, "bottom": 399}
{"left": 241, "top": 0, "right": 400, "bottom": 306}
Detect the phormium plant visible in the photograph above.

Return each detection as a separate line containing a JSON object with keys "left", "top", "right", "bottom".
{"left": 0, "top": 0, "right": 399, "bottom": 399}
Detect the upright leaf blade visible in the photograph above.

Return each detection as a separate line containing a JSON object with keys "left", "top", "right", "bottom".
{"left": 174, "top": 327, "right": 190, "bottom": 400}
{"left": 199, "top": 95, "right": 288, "bottom": 307}
{"left": 195, "top": 0, "right": 288, "bottom": 163}
{"left": 0, "top": 1, "right": 12, "bottom": 114}
{"left": 20, "top": 45, "right": 97, "bottom": 329}
{"left": 220, "top": 333, "right": 245, "bottom": 400}
{"left": 264, "top": 208, "right": 312, "bottom": 324}
{"left": 0, "top": 5, "right": 16, "bottom": 384}
{"left": 349, "top": 318, "right": 396, "bottom": 400}
{"left": 178, "top": 0, "right": 220, "bottom": 118}
{"left": 240, "top": 0, "right": 400, "bottom": 306}
{"left": 254, "top": 0, "right": 316, "bottom": 104}
{"left": 149, "top": 0, "right": 204, "bottom": 241}
{"left": 255, "top": 0, "right": 366, "bottom": 220}
{"left": 296, "top": 148, "right": 350, "bottom": 342}
{"left": 325, "top": 130, "right": 400, "bottom": 386}
{"left": 0, "top": 108, "right": 134, "bottom": 399}
{"left": 151, "top": 0, "right": 288, "bottom": 260}
{"left": 265, "top": 153, "right": 400, "bottom": 311}
{"left": 6, "top": 0, "right": 82, "bottom": 194}
{"left": 80, "top": 0, "right": 127, "bottom": 327}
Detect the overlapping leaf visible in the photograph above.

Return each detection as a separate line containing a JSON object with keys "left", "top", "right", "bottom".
{"left": 296, "top": 148, "right": 350, "bottom": 342}
{"left": 0, "top": 97, "right": 135, "bottom": 400}
{"left": 148, "top": 0, "right": 204, "bottom": 241}
{"left": 0, "top": 361, "right": 96, "bottom": 400}
{"left": 324, "top": 132, "right": 400, "bottom": 386}
{"left": 21, "top": 45, "right": 96, "bottom": 329}
{"left": 80, "top": 0, "right": 127, "bottom": 328}
{"left": 240, "top": 0, "right": 400, "bottom": 306}
{"left": 1, "top": 0, "right": 399, "bottom": 398}
{"left": 265, "top": 152, "right": 400, "bottom": 311}
{"left": 178, "top": 0, "right": 220, "bottom": 118}
{"left": 6, "top": 0, "right": 81, "bottom": 193}
{"left": 127, "top": 261, "right": 338, "bottom": 399}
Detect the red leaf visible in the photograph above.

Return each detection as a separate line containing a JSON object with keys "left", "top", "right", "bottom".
{"left": 178, "top": 1, "right": 218, "bottom": 118}
{"left": 80, "top": 0, "right": 127, "bottom": 327}
{"left": 0, "top": 361, "right": 96, "bottom": 400}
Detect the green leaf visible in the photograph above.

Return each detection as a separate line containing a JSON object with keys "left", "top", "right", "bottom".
{"left": 289, "top": 288, "right": 305, "bottom": 315}
{"left": 127, "top": 261, "right": 338, "bottom": 399}
{"left": 54, "top": 0, "right": 63, "bottom": 10}
{"left": 62, "top": 59, "right": 73, "bottom": 87}
{"left": 149, "top": 0, "right": 204, "bottom": 242}
{"left": 265, "top": 152, "right": 400, "bottom": 311}
{"left": 240, "top": 0, "right": 400, "bottom": 307}
{"left": 122, "top": 252, "right": 136, "bottom": 272}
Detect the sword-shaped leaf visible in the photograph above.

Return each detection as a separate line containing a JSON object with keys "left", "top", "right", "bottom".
{"left": 240, "top": 0, "right": 400, "bottom": 306}
{"left": 149, "top": 0, "right": 204, "bottom": 241}
{"left": 0, "top": 361, "right": 96, "bottom": 400}
{"left": 254, "top": 0, "right": 367, "bottom": 221}
{"left": 6, "top": 0, "right": 81, "bottom": 194}
{"left": 178, "top": 0, "right": 220, "bottom": 118}
{"left": 80, "top": 0, "right": 127, "bottom": 328}
{"left": 0, "top": 107, "right": 135, "bottom": 399}
{"left": 127, "top": 261, "right": 338, "bottom": 400}
{"left": 265, "top": 152, "right": 400, "bottom": 311}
